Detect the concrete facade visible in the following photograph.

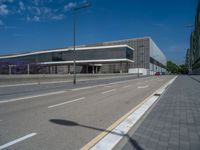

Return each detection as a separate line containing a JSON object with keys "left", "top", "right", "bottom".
{"left": 85, "top": 37, "right": 166, "bottom": 75}
{"left": 0, "top": 37, "right": 166, "bottom": 75}
{"left": 186, "top": 0, "right": 200, "bottom": 74}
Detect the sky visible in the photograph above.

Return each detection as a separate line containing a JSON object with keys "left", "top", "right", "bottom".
{"left": 0, "top": 0, "right": 198, "bottom": 64}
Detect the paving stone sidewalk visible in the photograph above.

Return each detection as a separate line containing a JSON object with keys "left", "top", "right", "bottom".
{"left": 120, "top": 75, "right": 200, "bottom": 150}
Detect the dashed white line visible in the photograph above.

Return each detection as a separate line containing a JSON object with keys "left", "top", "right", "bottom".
{"left": 71, "top": 85, "right": 101, "bottom": 91}
{"left": 71, "top": 77, "right": 146, "bottom": 91}
{"left": 137, "top": 85, "right": 149, "bottom": 89}
{"left": 104, "top": 85, "right": 113, "bottom": 88}
{"left": 48, "top": 97, "right": 85, "bottom": 108}
{"left": 101, "top": 89, "right": 116, "bottom": 94}
{"left": 122, "top": 85, "right": 132, "bottom": 88}
{"left": 0, "top": 133, "right": 37, "bottom": 150}
{"left": 0, "top": 77, "right": 151, "bottom": 104}
{"left": 0, "top": 91, "right": 66, "bottom": 104}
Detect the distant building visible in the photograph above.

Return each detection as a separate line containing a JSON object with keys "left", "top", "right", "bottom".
{"left": 186, "top": 0, "right": 200, "bottom": 74}
{"left": 0, "top": 37, "right": 166, "bottom": 75}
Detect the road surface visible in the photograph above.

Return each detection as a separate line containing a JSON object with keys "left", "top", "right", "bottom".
{"left": 0, "top": 75, "right": 174, "bottom": 150}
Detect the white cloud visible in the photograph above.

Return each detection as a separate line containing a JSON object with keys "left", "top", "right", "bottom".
{"left": 33, "top": 16, "right": 39, "bottom": 22}
{"left": 1, "top": 1, "right": 67, "bottom": 22}
{"left": 0, "top": 4, "right": 8, "bottom": 15}
{"left": 33, "top": 0, "right": 39, "bottom": 6}
{"left": 27, "top": 6, "right": 41, "bottom": 15}
{"left": 64, "top": 2, "right": 77, "bottom": 11}
{"left": 51, "top": 14, "right": 64, "bottom": 20}
{"left": 0, "top": 0, "right": 13, "bottom": 4}
{"left": 19, "top": 1, "right": 25, "bottom": 11}
{"left": 0, "top": 19, "right": 3, "bottom": 25}
{"left": 26, "top": 15, "right": 40, "bottom": 22}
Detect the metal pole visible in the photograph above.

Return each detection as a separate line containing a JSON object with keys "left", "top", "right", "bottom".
{"left": 137, "top": 50, "right": 139, "bottom": 78}
{"left": 27, "top": 64, "right": 30, "bottom": 75}
{"left": 120, "top": 61, "right": 122, "bottom": 74}
{"left": 9, "top": 65, "right": 11, "bottom": 75}
{"left": 73, "top": 12, "right": 76, "bottom": 85}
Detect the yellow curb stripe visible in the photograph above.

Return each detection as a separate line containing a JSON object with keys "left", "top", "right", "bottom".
{"left": 80, "top": 76, "right": 176, "bottom": 150}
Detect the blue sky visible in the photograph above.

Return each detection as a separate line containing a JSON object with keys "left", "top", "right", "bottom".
{"left": 0, "top": 0, "right": 198, "bottom": 64}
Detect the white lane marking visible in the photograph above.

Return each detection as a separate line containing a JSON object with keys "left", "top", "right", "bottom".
{"left": 101, "top": 89, "right": 116, "bottom": 94}
{"left": 48, "top": 97, "right": 85, "bottom": 108}
{"left": 0, "top": 76, "right": 152, "bottom": 104}
{"left": 0, "top": 133, "right": 37, "bottom": 150}
{"left": 90, "top": 76, "right": 178, "bottom": 150}
{"left": 104, "top": 85, "right": 113, "bottom": 88}
{"left": 0, "top": 91, "right": 66, "bottom": 104}
{"left": 0, "top": 83, "right": 38, "bottom": 88}
{"left": 0, "top": 75, "right": 140, "bottom": 88}
{"left": 71, "top": 77, "right": 146, "bottom": 91}
{"left": 122, "top": 85, "right": 132, "bottom": 88}
{"left": 72, "top": 76, "right": 151, "bottom": 91}
{"left": 71, "top": 85, "right": 101, "bottom": 91}
{"left": 137, "top": 85, "right": 149, "bottom": 89}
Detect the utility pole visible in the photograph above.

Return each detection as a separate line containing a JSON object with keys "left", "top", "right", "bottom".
{"left": 71, "top": 1, "right": 91, "bottom": 85}
{"left": 27, "top": 64, "right": 30, "bottom": 75}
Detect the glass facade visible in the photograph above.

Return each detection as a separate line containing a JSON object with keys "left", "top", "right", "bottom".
{"left": 186, "top": 1, "right": 200, "bottom": 74}
{"left": 0, "top": 46, "right": 133, "bottom": 64}
{"left": 87, "top": 37, "right": 166, "bottom": 69}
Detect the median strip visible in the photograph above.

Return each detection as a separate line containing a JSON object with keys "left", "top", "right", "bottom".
{"left": 48, "top": 97, "right": 85, "bottom": 108}
{"left": 0, "top": 133, "right": 37, "bottom": 150}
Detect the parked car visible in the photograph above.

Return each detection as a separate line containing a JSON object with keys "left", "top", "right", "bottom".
{"left": 155, "top": 72, "right": 160, "bottom": 76}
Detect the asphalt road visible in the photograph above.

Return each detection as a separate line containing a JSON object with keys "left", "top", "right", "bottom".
{"left": 0, "top": 75, "right": 140, "bottom": 101}
{"left": 0, "top": 75, "right": 174, "bottom": 150}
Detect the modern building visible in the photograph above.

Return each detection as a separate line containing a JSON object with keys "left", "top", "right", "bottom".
{"left": 0, "top": 37, "right": 166, "bottom": 75}
{"left": 85, "top": 37, "right": 166, "bottom": 75}
{"left": 186, "top": 0, "right": 200, "bottom": 74}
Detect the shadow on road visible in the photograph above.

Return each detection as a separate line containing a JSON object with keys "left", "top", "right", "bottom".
{"left": 49, "top": 119, "right": 144, "bottom": 150}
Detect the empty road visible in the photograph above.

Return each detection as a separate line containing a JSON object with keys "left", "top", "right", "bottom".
{"left": 0, "top": 75, "right": 174, "bottom": 150}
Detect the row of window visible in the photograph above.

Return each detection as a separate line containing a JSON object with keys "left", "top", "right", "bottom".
{"left": 0, "top": 47, "right": 133, "bottom": 63}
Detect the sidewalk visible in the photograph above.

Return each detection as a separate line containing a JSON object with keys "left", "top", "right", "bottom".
{"left": 117, "top": 76, "right": 200, "bottom": 150}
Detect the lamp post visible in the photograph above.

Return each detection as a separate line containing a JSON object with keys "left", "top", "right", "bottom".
{"left": 72, "top": 2, "right": 90, "bottom": 85}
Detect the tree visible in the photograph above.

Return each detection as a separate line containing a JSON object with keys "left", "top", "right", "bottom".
{"left": 178, "top": 64, "right": 189, "bottom": 74}
{"left": 166, "top": 61, "right": 189, "bottom": 74}
{"left": 166, "top": 61, "right": 179, "bottom": 74}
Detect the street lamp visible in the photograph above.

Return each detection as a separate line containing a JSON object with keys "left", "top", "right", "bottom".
{"left": 71, "top": 1, "right": 91, "bottom": 85}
